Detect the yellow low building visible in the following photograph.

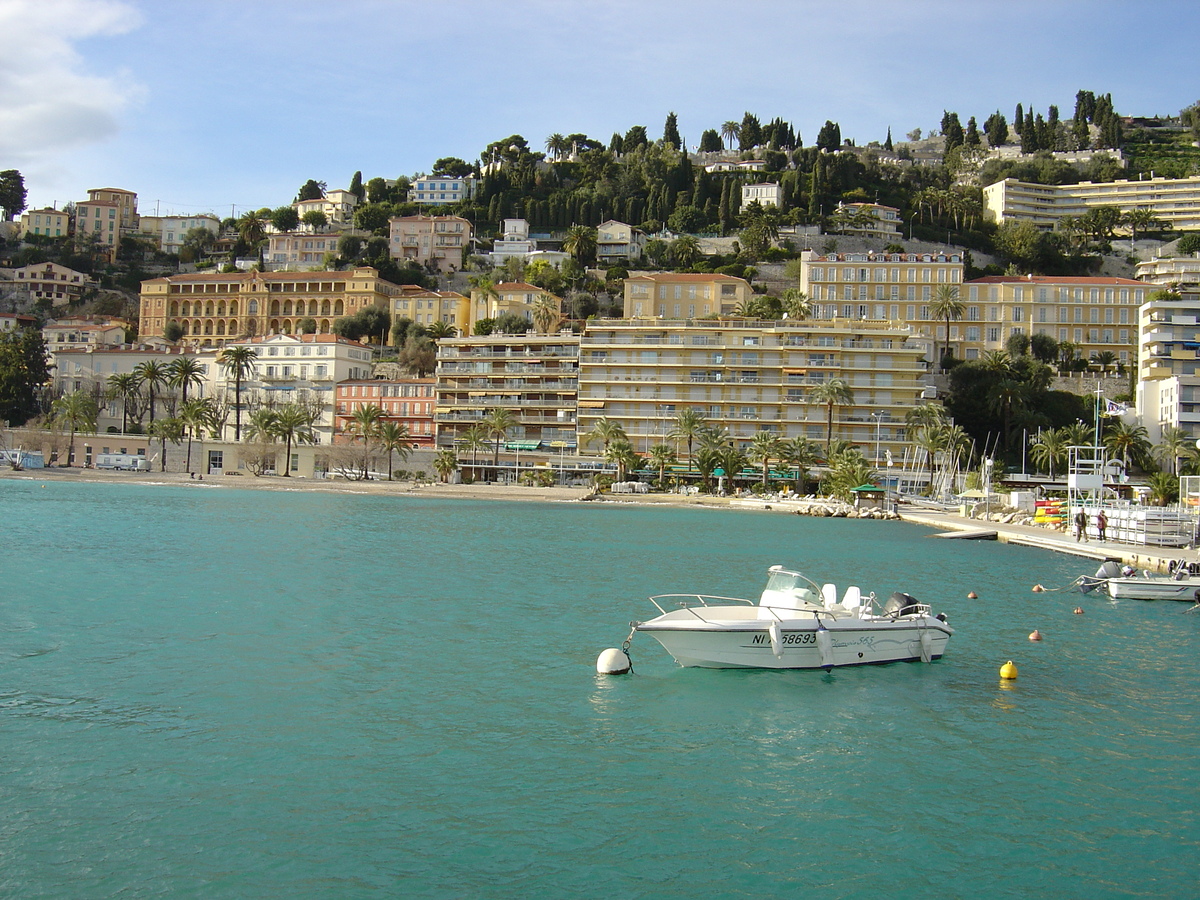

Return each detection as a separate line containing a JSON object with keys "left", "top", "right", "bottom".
{"left": 622, "top": 272, "right": 752, "bottom": 318}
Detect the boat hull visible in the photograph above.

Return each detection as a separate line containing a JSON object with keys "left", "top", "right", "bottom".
{"left": 1104, "top": 577, "right": 1200, "bottom": 602}
{"left": 637, "top": 619, "right": 952, "bottom": 669}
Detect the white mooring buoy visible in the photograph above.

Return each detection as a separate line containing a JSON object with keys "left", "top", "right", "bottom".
{"left": 596, "top": 648, "right": 632, "bottom": 675}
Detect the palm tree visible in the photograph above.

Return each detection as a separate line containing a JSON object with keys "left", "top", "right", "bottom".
{"left": 781, "top": 289, "right": 811, "bottom": 320}
{"left": 107, "top": 372, "right": 140, "bottom": 434}
{"left": 747, "top": 431, "right": 783, "bottom": 488}
{"left": 348, "top": 404, "right": 385, "bottom": 478}
{"left": 668, "top": 235, "right": 701, "bottom": 268}
{"left": 1029, "top": 428, "right": 1069, "bottom": 478}
{"left": 1123, "top": 207, "right": 1162, "bottom": 245}
{"left": 717, "top": 446, "right": 749, "bottom": 493}
{"left": 1061, "top": 421, "right": 1094, "bottom": 449}
{"left": 647, "top": 443, "right": 677, "bottom": 485}
{"left": 167, "top": 356, "right": 205, "bottom": 404}
{"left": 531, "top": 295, "right": 561, "bottom": 334}
{"left": 1147, "top": 471, "right": 1179, "bottom": 506}
{"left": 1154, "top": 425, "right": 1192, "bottom": 477}
{"left": 545, "top": 133, "right": 568, "bottom": 161}
{"left": 1090, "top": 350, "right": 1117, "bottom": 376}
{"left": 459, "top": 424, "right": 490, "bottom": 481}
{"left": 218, "top": 346, "right": 257, "bottom": 441}
{"left": 179, "top": 398, "right": 216, "bottom": 473}
{"left": 930, "top": 284, "right": 964, "bottom": 370}
{"left": 236, "top": 211, "right": 266, "bottom": 249}
{"left": 988, "top": 379, "right": 1027, "bottom": 452}
{"left": 781, "top": 437, "right": 821, "bottom": 494}
{"left": 433, "top": 449, "right": 459, "bottom": 483}
{"left": 51, "top": 391, "right": 98, "bottom": 466}
{"left": 1104, "top": 419, "right": 1150, "bottom": 473}
{"left": 377, "top": 421, "right": 413, "bottom": 481}
{"left": 720, "top": 121, "right": 740, "bottom": 151}
{"left": 562, "top": 225, "right": 597, "bottom": 266}
{"left": 469, "top": 274, "right": 500, "bottom": 312}
{"left": 272, "top": 402, "right": 316, "bottom": 477}
{"left": 584, "top": 417, "right": 627, "bottom": 455}
{"left": 147, "top": 416, "right": 184, "bottom": 472}
{"left": 914, "top": 421, "right": 949, "bottom": 494}
{"left": 482, "top": 407, "right": 518, "bottom": 477}
{"left": 245, "top": 408, "right": 278, "bottom": 443}
{"left": 134, "top": 360, "right": 169, "bottom": 426}
{"left": 426, "top": 320, "right": 458, "bottom": 341}
{"left": 809, "top": 378, "right": 855, "bottom": 452}
{"left": 669, "top": 408, "right": 707, "bottom": 472}
{"left": 605, "top": 438, "right": 641, "bottom": 483}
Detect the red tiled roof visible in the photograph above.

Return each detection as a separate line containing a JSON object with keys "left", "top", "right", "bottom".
{"left": 626, "top": 273, "right": 748, "bottom": 283}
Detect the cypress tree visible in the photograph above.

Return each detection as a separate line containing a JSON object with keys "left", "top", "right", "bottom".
{"left": 884, "top": 127, "right": 893, "bottom": 151}
{"left": 1014, "top": 103, "right": 1024, "bottom": 135}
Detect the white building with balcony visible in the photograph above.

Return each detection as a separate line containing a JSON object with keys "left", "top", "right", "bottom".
{"left": 1137, "top": 291, "right": 1200, "bottom": 444}
{"left": 408, "top": 176, "right": 477, "bottom": 205}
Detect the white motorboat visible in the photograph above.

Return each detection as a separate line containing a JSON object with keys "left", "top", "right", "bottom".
{"left": 1082, "top": 559, "right": 1200, "bottom": 602}
{"left": 632, "top": 565, "right": 954, "bottom": 669}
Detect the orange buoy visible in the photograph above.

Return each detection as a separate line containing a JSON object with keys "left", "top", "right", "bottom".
{"left": 1073, "top": 606, "right": 1084, "bottom": 615}
{"left": 1028, "top": 629, "right": 1043, "bottom": 641}
{"left": 967, "top": 591, "right": 978, "bottom": 599}
{"left": 1032, "top": 584, "right": 1045, "bottom": 592}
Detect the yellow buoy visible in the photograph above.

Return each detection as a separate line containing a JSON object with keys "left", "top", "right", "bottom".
{"left": 999, "top": 660, "right": 1018, "bottom": 680}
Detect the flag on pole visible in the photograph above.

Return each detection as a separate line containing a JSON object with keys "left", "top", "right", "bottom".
{"left": 1104, "top": 399, "right": 1128, "bottom": 417}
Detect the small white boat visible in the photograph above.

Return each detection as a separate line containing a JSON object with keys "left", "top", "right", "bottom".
{"left": 633, "top": 565, "right": 954, "bottom": 669}
{"left": 1082, "top": 559, "right": 1200, "bottom": 602}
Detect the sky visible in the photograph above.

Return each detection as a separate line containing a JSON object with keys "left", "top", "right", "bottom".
{"left": 3, "top": 0, "right": 1198, "bottom": 219}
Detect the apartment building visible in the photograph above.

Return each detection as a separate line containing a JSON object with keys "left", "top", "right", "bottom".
{"left": 138, "top": 214, "right": 221, "bottom": 254}
{"left": 139, "top": 267, "right": 402, "bottom": 345}
{"left": 195, "top": 333, "right": 375, "bottom": 443}
{"left": 740, "top": 183, "right": 781, "bottom": 209}
{"left": 408, "top": 176, "right": 477, "bottom": 205}
{"left": 468, "top": 282, "right": 564, "bottom": 331}
{"left": 831, "top": 202, "right": 902, "bottom": 239}
{"left": 334, "top": 379, "right": 437, "bottom": 448}
{"left": 43, "top": 317, "right": 126, "bottom": 350}
{"left": 266, "top": 231, "right": 344, "bottom": 268}
{"left": 434, "top": 334, "right": 579, "bottom": 451}
{"left": 1136, "top": 290, "right": 1200, "bottom": 443}
{"left": 596, "top": 220, "right": 647, "bottom": 263}
{"left": 75, "top": 188, "right": 138, "bottom": 259}
{"left": 294, "top": 188, "right": 358, "bottom": 226}
{"left": 1135, "top": 254, "right": 1200, "bottom": 291}
{"left": 50, "top": 346, "right": 191, "bottom": 432}
{"left": 984, "top": 174, "right": 1200, "bottom": 232}
{"left": 963, "top": 276, "right": 1145, "bottom": 366}
{"left": 388, "top": 215, "right": 472, "bottom": 274}
{"left": 4, "top": 263, "right": 95, "bottom": 305}
{"left": 576, "top": 319, "right": 927, "bottom": 458}
{"left": 19, "top": 207, "right": 69, "bottom": 238}
{"left": 392, "top": 288, "right": 469, "bottom": 332}
{"left": 622, "top": 272, "right": 753, "bottom": 318}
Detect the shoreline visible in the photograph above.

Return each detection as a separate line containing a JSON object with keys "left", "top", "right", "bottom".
{"left": 6, "top": 468, "right": 1196, "bottom": 573}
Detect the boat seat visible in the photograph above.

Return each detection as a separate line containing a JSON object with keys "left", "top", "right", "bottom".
{"left": 841, "top": 586, "right": 862, "bottom": 611}
{"left": 822, "top": 583, "right": 838, "bottom": 610}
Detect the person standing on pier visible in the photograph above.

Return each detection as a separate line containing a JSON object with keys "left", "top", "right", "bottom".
{"left": 1096, "top": 511, "right": 1107, "bottom": 541}
{"left": 1075, "top": 509, "right": 1089, "bottom": 543}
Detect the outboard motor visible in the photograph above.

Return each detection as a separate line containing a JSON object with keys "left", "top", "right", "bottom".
{"left": 1081, "top": 560, "right": 1121, "bottom": 593}
{"left": 883, "top": 592, "right": 922, "bottom": 617}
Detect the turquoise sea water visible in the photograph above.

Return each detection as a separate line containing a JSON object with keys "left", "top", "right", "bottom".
{"left": 1, "top": 479, "right": 1197, "bottom": 899}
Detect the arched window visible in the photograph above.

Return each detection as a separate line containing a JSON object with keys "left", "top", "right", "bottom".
{"left": 170, "top": 301, "right": 180, "bottom": 316}
{"left": 270, "top": 300, "right": 280, "bottom": 315}
{"left": 321, "top": 300, "right": 330, "bottom": 315}
{"left": 204, "top": 321, "right": 214, "bottom": 335}
{"left": 334, "top": 300, "right": 344, "bottom": 315}
{"left": 230, "top": 301, "right": 239, "bottom": 315}
{"left": 216, "top": 321, "right": 226, "bottom": 335}
{"left": 205, "top": 302, "right": 215, "bottom": 316}
{"left": 248, "top": 300, "right": 258, "bottom": 315}
{"left": 283, "top": 300, "right": 293, "bottom": 316}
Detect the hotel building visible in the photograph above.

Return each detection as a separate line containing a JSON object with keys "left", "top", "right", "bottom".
{"left": 139, "top": 267, "right": 403, "bottom": 345}
{"left": 334, "top": 379, "right": 437, "bottom": 448}
{"left": 984, "top": 175, "right": 1200, "bottom": 232}
{"left": 1136, "top": 291, "right": 1200, "bottom": 444}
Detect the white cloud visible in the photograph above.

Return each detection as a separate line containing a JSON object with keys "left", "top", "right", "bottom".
{"left": 0, "top": 0, "right": 143, "bottom": 169}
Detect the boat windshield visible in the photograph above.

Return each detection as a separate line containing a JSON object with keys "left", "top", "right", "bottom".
{"left": 763, "top": 568, "right": 821, "bottom": 595}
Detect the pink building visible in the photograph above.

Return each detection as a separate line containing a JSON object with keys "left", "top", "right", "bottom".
{"left": 335, "top": 378, "right": 437, "bottom": 448}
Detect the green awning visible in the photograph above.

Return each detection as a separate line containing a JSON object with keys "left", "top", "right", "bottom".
{"left": 505, "top": 441, "right": 541, "bottom": 451}
{"left": 850, "top": 483, "right": 884, "bottom": 492}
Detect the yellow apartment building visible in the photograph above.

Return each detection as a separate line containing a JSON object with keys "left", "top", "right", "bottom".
{"left": 576, "top": 319, "right": 927, "bottom": 460}
{"left": 139, "top": 267, "right": 403, "bottom": 346}
{"left": 984, "top": 175, "right": 1200, "bottom": 232}
{"left": 20, "top": 207, "right": 70, "bottom": 238}
{"left": 434, "top": 333, "right": 579, "bottom": 450}
{"left": 392, "top": 288, "right": 469, "bottom": 333}
{"left": 388, "top": 215, "right": 472, "bottom": 274}
{"left": 467, "top": 281, "right": 564, "bottom": 332}
{"left": 622, "top": 272, "right": 753, "bottom": 318}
